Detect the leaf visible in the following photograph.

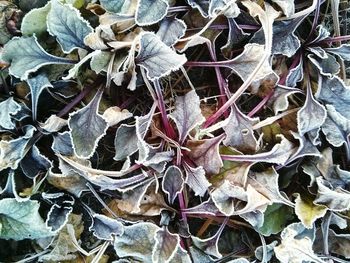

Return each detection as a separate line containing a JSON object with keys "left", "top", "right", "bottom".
{"left": 169, "top": 90, "right": 205, "bottom": 144}
{"left": 114, "top": 222, "right": 160, "bottom": 262}
{"left": 68, "top": 88, "right": 108, "bottom": 159}
{"left": 191, "top": 222, "right": 227, "bottom": 259}
{"left": 20, "top": 145, "right": 52, "bottom": 178}
{"left": 52, "top": 131, "right": 74, "bottom": 156}
{"left": 162, "top": 165, "right": 184, "bottom": 204}
{"left": 257, "top": 204, "right": 294, "bottom": 236}
{"left": 317, "top": 75, "right": 350, "bottom": 119}
{"left": 225, "top": 43, "right": 279, "bottom": 90}
{"left": 223, "top": 104, "right": 259, "bottom": 153}
{"left": 314, "top": 177, "right": 350, "bottom": 212}
{"left": 294, "top": 193, "right": 327, "bottom": 229}
{"left": 58, "top": 155, "right": 147, "bottom": 191}
{"left": 221, "top": 135, "right": 295, "bottom": 165}
{"left": 308, "top": 53, "right": 340, "bottom": 77}
{"left": 183, "top": 163, "right": 211, "bottom": 197}
{"left": 186, "top": 0, "right": 209, "bottom": 17}
{"left": 251, "top": 16, "right": 304, "bottom": 57}
{"left": 255, "top": 241, "right": 278, "bottom": 262}
{"left": 247, "top": 167, "right": 294, "bottom": 207}
{"left": 297, "top": 81, "right": 326, "bottom": 136}
{"left": 274, "top": 223, "right": 325, "bottom": 263}
{"left": 40, "top": 114, "right": 68, "bottom": 133}
{"left": 0, "top": 198, "right": 53, "bottom": 240}
{"left": 46, "top": 195, "right": 74, "bottom": 233}
{"left": 186, "top": 134, "right": 225, "bottom": 175}
{"left": 27, "top": 72, "right": 53, "bottom": 120}
{"left": 136, "top": 0, "right": 169, "bottom": 26}
{"left": 114, "top": 124, "right": 138, "bottom": 161}
{"left": 0, "top": 126, "right": 36, "bottom": 171}
{"left": 271, "top": 0, "right": 295, "bottom": 17}
{"left": 156, "top": 17, "right": 187, "bottom": 47}
{"left": 327, "top": 229, "right": 350, "bottom": 259}
{"left": 47, "top": 0, "right": 93, "bottom": 53}
{"left": 221, "top": 18, "right": 249, "bottom": 58}
{"left": 47, "top": 169, "right": 87, "bottom": 198}
{"left": 153, "top": 227, "right": 181, "bottom": 263}
{"left": 322, "top": 105, "right": 350, "bottom": 148}
{"left": 136, "top": 32, "right": 187, "bottom": 80}
{"left": 0, "top": 97, "right": 22, "bottom": 130}
{"left": 208, "top": 0, "right": 240, "bottom": 18}
{"left": 89, "top": 213, "right": 124, "bottom": 241}
{"left": 40, "top": 213, "right": 83, "bottom": 262}
{"left": 1, "top": 36, "right": 73, "bottom": 80}
{"left": 99, "top": 0, "right": 136, "bottom": 14}
{"left": 270, "top": 85, "right": 302, "bottom": 115}
{"left": 21, "top": 2, "right": 50, "bottom": 36}
{"left": 325, "top": 44, "right": 350, "bottom": 61}
{"left": 102, "top": 106, "right": 132, "bottom": 127}
{"left": 286, "top": 60, "right": 304, "bottom": 88}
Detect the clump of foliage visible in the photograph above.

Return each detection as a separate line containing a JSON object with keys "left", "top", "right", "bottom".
{"left": 1, "top": 0, "right": 350, "bottom": 262}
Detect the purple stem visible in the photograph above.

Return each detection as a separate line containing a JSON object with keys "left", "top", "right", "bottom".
{"left": 320, "top": 35, "right": 350, "bottom": 44}
{"left": 247, "top": 52, "right": 301, "bottom": 117}
{"left": 207, "top": 43, "right": 229, "bottom": 106}
{"left": 153, "top": 80, "right": 176, "bottom": 139}
{"left": 305, "top": 0, "right": 321, "bottom": 43}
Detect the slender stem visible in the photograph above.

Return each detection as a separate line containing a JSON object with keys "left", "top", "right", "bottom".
{"left": 153, "top": 80, "right": 176, "bottom": 139}
{"left": 305, "top": 0, "right": 321, "bottom": 43}
{"left": 167, "top": 6, "right": 191, "bottom": 13}
{"left": 320, "top": 35, "right": 350, "bottom": 44}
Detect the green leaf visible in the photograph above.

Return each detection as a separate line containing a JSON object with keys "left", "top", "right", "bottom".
{"left": 21, "top": 2, "right": 51, "bottom": 37}
{"left": 136, "top": 32, "right": 187, "bottom": 80}
{"left": 1, "top": 36, "right": 73, "bottom": 80}
{"left": 27, "top": 73, "right": 53, "bottom": 120}
{"left": 68, "top": 88, "right": 108, "bottom": 159}
{"left": 136, "top": 0, "right": 169, "bottom": 26}
{"left": 0, "top": 198, "right": 53, "bottom": 240}
{"left": 258, "top": 204, "right": 294, "bottom": 236}
{"left": 47, "top": 0, "right": 93, "bottom": 53}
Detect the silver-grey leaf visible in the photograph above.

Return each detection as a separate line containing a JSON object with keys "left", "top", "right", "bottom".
{"left": 89, "top": 214, "right": 124, "bottom": 241}
{"left": 325, "top": 44, "right": 350, "bottom": 61}
{"left": 1, "top": 36, "right": 73, "bottom": 80}
{"left": 157, "top": 17, "right": 187, "bottom": 47}
{"left": 169, "top": 90, "right": 205, "bottom": 144}
{"left": 136, "top": 0, "right": 169, "bottom": 26}
{"left": 68, "top": 89, "right": 108, "bottom": 159}
{"left": 162, "top": 165, "right": 184, "bottom": 204}
{"left": 317, "top": 75, "right": 350, "bottom": 119}
{"left": 285, "top": 60, "right": 303, "bottom": 88}
{"left": 297, "top": 82, "right": 326, "bottom": 136}
{"left": 0, "top": 126, "right": 36, "bottom": 171}
{"left": 0, "top": 198, "right": 54, "bottom": 240}
{"left": 223, "top": 104, "right": 259, "bottom": 153}
{"left": 183, "top": 163, "right": 211, "bottom": 197}
{"left": 321, "top": 104, "right": 350, "bottom": 148}
{"left": 0, "top": 97, "right": 21, "bottom": 130}
{"left": 27, "top": 73, "right": 53, "bottom": 120}
{"left": 47, "top": 0, "right": 93, "bottom": 53}
{"left": 136, "top": 32, "right": 187, "bottom": 80}
{"left": 114, "top": 222, "right": 160, "bottom": 263}
{"left": 152, "top": 227, "right": 181, "bottom": 263}
{"left": 20, "top": 145, "right": 52, "bottom": 178}
{"left": 114, "top": 124, "right": 138, "bottom": 161}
